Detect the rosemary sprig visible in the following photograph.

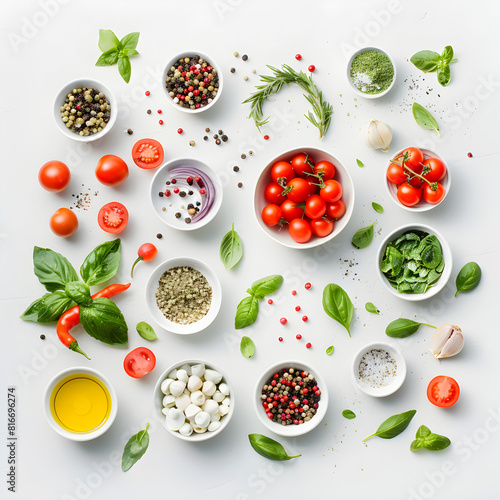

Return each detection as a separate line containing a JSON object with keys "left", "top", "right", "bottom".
{"left": 242, "top": 64, "right": 333, "bottom": 139}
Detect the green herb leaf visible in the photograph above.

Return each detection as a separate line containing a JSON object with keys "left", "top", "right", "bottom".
{"left": 136, "top": 321, "right": 157, "bottom": 341}
{"left": 455, "top": 262, "right": 481, "bottom": 297}
{"left": 240, "top": 336, "right": 255, "bottom": 358}
{"left": 122, "top": 49, "right": 139, "bottom": 58}
{"left": 410, "top": 425, "right": 451, "bottom": 452}
{"left": 118, "top": 56, "right": 132, "bottom": 83}
{"left": 235, "top": 295, "right": 260, "bottom": 330}
{"left": 363, "top": 410, "right": 416, "bottom": 441}
{"left": 80, "top": 239, "right": 121, "bottom": 286}
{"left": 33, "top": 247, "right": 79, "bottom": 292}
{"left": 410, "top": 50, "right": 441, "bottom": 73}
{"left": 326, "top": 345, "right": 335, "bottom": 355}
{"left": 119, "top": 32, "right": 140, "bottom": 52}
{"left": 441, "top": 46, "right": 454, "bottom": 65}
{"left": 412, "top": 102, "right": 440, "bottom": 137}
{"left": 20, "top": 291, "right": 75, "bottom": 324}
{"left": 372, "top": 202, "right": 384, "bottom": 213}
{"left": 352, "top": 222, "right": 375, "bottom": 249}
{"left": 65, "top": 281, "right": 92, "bottom": 306}
{"left": 322, "top": 283, "right": 354, "bottom": 336}
{"left": 98, "top": 29, "right": 120, "bottom": 52}
{"left": 342, "top": 409, "right": 356, "bottom": 419}
{"left": 80, "top": 297, "right": 128, "bottom": 347}
{"left": 385, "top": 318, "right": 435, "bottom": 338}
{"left": 250, "top": 275, "right": 284, "bottom": 299}
{"left": 122, "top": 423, "right": 150, "bottom": 472}
{"left": 248, "top": 434, "right": 301, "bottom": 460}
{"left": 95, "top": 47, "right": 119, "bottom": 66}
{"left": 437, "top": 65, "right": 451, "bottom": 87}
{"left": 219, "top": 223, "right": 243, "bottom": 270}
{"left": 365, "top": 302, "right": 379, "bottom": 315}
{"left": 356, "top": 159, "right": 364, "bottom": 168}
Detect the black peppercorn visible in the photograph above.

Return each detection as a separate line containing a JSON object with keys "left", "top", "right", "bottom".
{"left": 40, "top": 335, "right": 46, "bottom": 340}
{"left": 215, "top": 139, "right": 221, "bottom": 145}
{"left": 204, "top": 136, "right": 208, "bottom": 141}
{"left": 147, "top": 109, "right": 152, "bottom": 114}
{"left": 127, "top": 128, "right": 133, "bottom": 135}
{"left": 188, "top": 190, "right": 193, "bottom": 195}
{"left": 156, "top": 233, "right": 163, "bottom": 239}
{"left": 213, "top": 134, "right": 218, "bottom": 139}
{"left": 218, "top": 129, "right": 223, "bottom": 135}
{"left": 179, "top": 191, "right": 186, "bottom": 198}
{"left": 185, "top": 217, "right": 192, "bottom": 224}
{"left": 233, "top": 166, "right": 239, "bottom": 172}
{"left": 241, "top": 154, "right": 246, "bottom": 159}
{"left": 242, "top": 54, "right": 248, "bottom": 61}
{"left": 238, "top": 182, "right": 243, "bottom": 188}
{"left": 159, "top": 192, "right": 164, "bottom": 197}
{"left": 221, "top": 135, "right": 228, "bottom": 142}
{"left": 175, "top": 212, "right": 181, "bottom": 219}
{"left": 230, "top": 67, "right": 236, "bottom": 73}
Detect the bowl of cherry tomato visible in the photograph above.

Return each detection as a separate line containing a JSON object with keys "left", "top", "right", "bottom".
{"left": 386, "top": 146, "right": 451, "bottom": 212}
{"left": 254, "top": 147, "right": 354, "bottom": 249}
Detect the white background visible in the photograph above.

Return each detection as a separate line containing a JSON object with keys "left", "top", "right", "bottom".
{"left": 1, "top": 1, "right": 500, "bottom": 499}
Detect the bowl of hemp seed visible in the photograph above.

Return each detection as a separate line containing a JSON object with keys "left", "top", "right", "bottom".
{"left": 53, "top": 78, "right": 117, "bottom": 141}
{"left": 145, "top": 257, "right": 222, "bottom": 334}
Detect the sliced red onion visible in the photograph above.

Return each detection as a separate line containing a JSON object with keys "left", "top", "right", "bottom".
{"left": 169, "top": 166, "right": 216, "bottom": 222}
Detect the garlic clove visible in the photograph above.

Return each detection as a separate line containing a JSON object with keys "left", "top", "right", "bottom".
{"left": 365, "top": 118, "right": 393, "bottom": 152}
{"left": 432, "top": 324, "right": 464, "bottom": 359}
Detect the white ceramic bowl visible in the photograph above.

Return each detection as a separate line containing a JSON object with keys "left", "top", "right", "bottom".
{"left": 145, "top": 257, "right": 222, "bottom": 334}
{"left": 352, "top": 342, "right": 407, "bottom": 397}
{"left": 254, "top": 360, "right": 328, "bottom": 437}
{"left": 43, "top": 367, "right": 118, "bottom": 441}
{"left": 346, "top": 47, "right": 396, "bottom": 99}
{"left": 153, "top": 359, "right": 234, "bottom": 442}
{"left": 150, "top": 158, "right": 223, "bottom": 231}
{"left": 254, "top": 147, "right": 355, "bottom": 249}
{"left": 386, "top": 147, "right": 451, "bottom": 212}
{"left": 53, "top": 78, "right": 117, "bottom": 142}
{"left": 162, "top": 51, "right": 223, "bottom": 113}
{"left": 377, "top": 223, "right": 453, "bottom": 302}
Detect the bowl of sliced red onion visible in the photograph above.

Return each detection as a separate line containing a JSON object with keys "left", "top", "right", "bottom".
{"left": 150, "top": 158, "right": 223, "bottom": 231}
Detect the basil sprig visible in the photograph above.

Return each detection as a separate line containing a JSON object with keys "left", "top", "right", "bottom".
{"left": 363, "top": 410, "right": 416, "bottom": 442}
{"left": 455, "top": 262, "right": 481, "bottom": 297}
{"left": 248, "top": 434, "right": 301, "bottom": 460}
{"left": 412, "top": 102, "right": 440, "bottom": 137}
{"left": 219, "top": 223, "right": 243, "bottom": 270}
{"left": 410, "top": 425, "right": 451, "bottom": 452}
{"left": 410, "top": 46, "right": 457, "bottom": 87}
{"left": 122, "top": 423, "right": 150, "bottom": 472}
{"left": 351, "top": 222, "right": 375, "bottom": 249}
{"left": 322, "top": 283, "right": 354, "bottom": 336}
{"left": 385, "top": 318, "right": 436, "bottom": 338}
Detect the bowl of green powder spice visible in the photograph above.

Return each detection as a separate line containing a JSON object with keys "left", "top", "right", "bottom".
{"left": 347, "top": 47, "right": 396, "bottom": 98}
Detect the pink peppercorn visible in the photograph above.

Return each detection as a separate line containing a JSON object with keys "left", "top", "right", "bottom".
{"left": 280, "top": 318, "right": 287, "bottom": 325}
{"left": 268, "top": 299, "right": 273, "bottom": 305}
{"left": 158, "top": 120, "right": 163, "bottom": 125}
{"left": 173, "top": 187, "right": 179, "bottom": 194}
{"left": 306, "top": 342, "right": 312, "bottom": 349}
{"left": 302, "top": 316, "right": 308, "bottom": 322}
{"left": 295, "top": 306, "right": 301, "bottom": 311}
{"left": 177, "top": 128, "right": 183, "bottom": 134}
{"left": 296, "top": 334, "right": 302, "bottom": 340}
{"left": 305, "top": 282, "right": 311, "bottom": 290}
{"left": 291, "top": 290, "right": 297, "bottom": 295}
{"left": 145, "top": 91, "right": 150, "bottom": 96}
{"left": 264, "top": 135, "right": 269, "bottom": 140}
{"left": 278, "top": 337, "right": 283, "bottom": 342}
{"left": 295, "top": 54, "right": 302, "bottom": 60}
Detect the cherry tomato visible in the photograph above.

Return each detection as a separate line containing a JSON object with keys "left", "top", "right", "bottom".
{"left": 49, "top": 208, "right": 78, "bottom": 237}
{"left": 124, "top": 347, "right": 156, "bottom": 378}
{"left": 320, "top": 179, "right": 342, "bottom": 203}
{"left": 38, "top": 161, "right": 71, "bottom": 192}
{"left": 397, "top": 183, "right": 422, "bottom": 207}
{"left": 288, "top": 218, "right": 312, "bottom": 243}
{"left": 291, "top": 153, "right": 314, "bottom": 178}
{"left": 95, "top": 155, "right": 129, "bottom": 186}
{"left": 264, "top": 182, "right": 285, "bottom": 205}
{"left": 386, "top": 162, "right": 407, "bottom": 185}
{"left": 326, "top": 199, "right": 346, "bottom": 220}
{"left": 310, "top": 217, "right": 334, "bottom": 237}
{"left": 305, "top": 194, "right": 326, "bottom": 219}
{"left": 262, "top": 204, "right": 282, "bottom": 226}
{"left": 398, "top": 147, "right": 424, "bottom": 172}
{"left": 422, "top": 158, "right": 446, "bottom": 182}
{"left": 131, "top": 243, "right": 158, "bottom": 277}
{"left": 280, "top": 199, "right": 304, "bottom": 222}
{"left": 286, "top": 177, "right": 311, "bottom": 203}
{"left": 131, "top": 139, "right": 164, "bottom": 169}
{"left": 314, "top": 160, "right": 335, "bottom": 180}
{"left": 427, "top": 376, "right": 460, "bottom": 408}
{"left": 271, "top": 161, "right": 295, "bottom": 185}
{"left": 423, "top": 182, "right": 445, "bottom": 204}
{"left": 98, "top": 202, "right": 129, "bottom": 233}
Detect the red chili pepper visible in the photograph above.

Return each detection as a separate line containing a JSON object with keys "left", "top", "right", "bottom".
{"left": 56, "top": 283, "right": 131, "bottom": 359}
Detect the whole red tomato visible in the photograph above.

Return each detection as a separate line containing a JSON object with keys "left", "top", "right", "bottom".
{"left": 325, "top": 199, "right": 346, "bottom": 220}
{"left": 280, "top": 199, "right": 304, "bottom": 222}
{"left": 288, "top": 218, "right": 312, "bottom": 243}
{"left": 262, "top": 204, "right": 282, "bottom": 226}
{"left": 271, "top": 161, "right": 295, "bottom": 185}
{"left": 398, "top": 147, "right": 424, "bottom": 172}
{"left": 291, "top": 153, "right": 314, "bottom": 178}
{"left": 314, "top": 160, "right": 335, "bottom": 180}
{"left": 386, "top": 163, "right": 407, "bottom": 185}
{"left": 49, "top": 208, "right": 78, "bottom": 237}
{"left": 95, "top": 155, "right": 129, "bottom": 186}
{"left": 422, "top": 158, "right": 446, "bottom": 182}
{"left": 286, "top": 177, "right": 310, "bottom": 203}
{"left": 305, "top": 194, "right": 326, "bottom": 219}
{"left": 423, "top": 183, "right": 445, "bottom": 204}
{"left": 39, "top": 161, "right": 71, "bottom": 192}
{"left": 320, "top": 179, "right": 342, "bottom": 203}
{"left": 397, "top": 183, "right": 422, "bottom": 207}
{"left": 310, "top": 217, "right": 334, "bottom": 237}
{"left": 264, "top": 182, "right": 285, "bottom": 205}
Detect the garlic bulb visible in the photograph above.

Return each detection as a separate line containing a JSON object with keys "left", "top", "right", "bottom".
{"left": 432, "top": 324, "right": 464, "bottom": 359}
{"left": 365, "top": 118, "right": 392, "bottom": 152}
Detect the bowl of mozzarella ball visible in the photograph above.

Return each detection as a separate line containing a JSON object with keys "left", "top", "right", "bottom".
{"left": 153, "top": 359, "right": 234, "bottom": 441}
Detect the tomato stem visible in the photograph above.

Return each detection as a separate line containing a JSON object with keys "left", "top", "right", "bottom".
{"left": 69, "top": 341, "right": 91, "bottom": 360}
{"left": 130, "top": 256, "right": 144, "bottom": 278}
{"left": 401, "top": 159, "right": 438, "bottom": 191}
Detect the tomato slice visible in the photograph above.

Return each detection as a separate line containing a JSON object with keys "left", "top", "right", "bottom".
{"left": 124, "top": 347, "right": 156, "bottom": 378}
{"left": 132, "top": 139, "right": 164, "bottom": 169}
{"left": 98, "top": 202, "right": 129, "bottom": 234}
{"left": 427, "top": 376, "right": 460, "bottom": 408}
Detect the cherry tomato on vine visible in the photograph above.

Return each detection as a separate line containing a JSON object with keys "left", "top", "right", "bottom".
{"left": 124, "top": 347, "right": 156, "bottom": 378}
{"left": 325, "top": 199, "right": 346, "bottom": 220}
{"left": 98, "top": 202, "right": 129, "bottom": 234}
{"left": 291, "top": 153, "right": 314, "bottom": 178}
{"left": 314, "top": 160, "right": 335, "bottom": 180}
{"left": 131, "top": 139, "right": 164, "bottom": 169}
{"left": 288, "top": 218, "right": 312, "bottom": 243}
{"left": 286, "top": 177, "right": 311, "bottom": 203}
{"left": 310, "top": 217, "right": 334, "bottom": 237}
{"left": 386, "top": 162, "right": 407, "bottom": 185}
{"left": 95, "top": 155, "right": 129, "bottom": 186}
{"left": 49, "top": 208, "right": 78, "bottom": 237}
{"left": 427, "top": 376, "right": 460, "bottom": 408}
{"left": 38, "top": 161, "right": 71, "bottom": 192}
{"left": 398, "top": 147, "right": 424, "bottom": 172}
{"left": 280, "top": 199, "right": 304, "bottom": 222}
{"left": 422, "top": 157, "right": 446, "bottom": 182}
{"left": 320, "top": 179, "right": 342, "bottom": 203}
{"left": 305, "top": 194, "right": 326, "bottom": 219}
{"left": 130, "top": 243, "right": 158, "bottom": 277}
{"left": 271, "top": 161, "right": 295, "bottom": 185}
{"left": 264, "top": 182, "right": 285, "bottom": 205}
{"left": 423, "top": 183, "right": 445, "bottom": 204}
{"left": 262, "top": 204, "right": 282, "bottom": 226}
{"left": 397, "top": 183, "right": 422, "bottom": 207}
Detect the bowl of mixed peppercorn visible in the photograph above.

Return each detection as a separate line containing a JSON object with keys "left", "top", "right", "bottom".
{"left": 162, "top": 51, "right": 223, "bottom": 113}
{"left": 254, "top": 361, "right": 328, "bottom": 437}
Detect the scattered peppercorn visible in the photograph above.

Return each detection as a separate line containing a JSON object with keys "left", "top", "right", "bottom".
{"left": 185, "top": 217, "right": 192, "bottom": 224}
{"left": 295, "top": 54, "right": 302, "bottom": 60}
{"left": 127, "top": 128, "right": 133, "bottom": 135}
{"left": 243, "top": 76, "right": 249, "bottom": 81}
{"left": 296, "top": 334, "right": 302, "bottom": 340}
{"left": 159, "top": 120, "right": 164, "bottom": 125}
{"left": 147, "top": 109, "right": 152, "bottom": 114}
{"left": 189, "top": 140, "right": 195, "bottom": 146}
{"left": 467, "top": 152, "right": 473, "bottom": 158}
{"left": 203, "top": 136, "right": 208, "bottom": 141}
{"left": 221, "top": 135, "right": 228, "bottom": 142}
{"left": 264, "top": 135, "right": 269, "bottom": 140}
{"left": 305, "top": 282, "right": 312, "bottom": 290}
{"left": 295, "top": 306, "right": 301, "bottom": 311}
{"left": 145, "top": 91, "right": 150, "bottom": 96}
{"left": 306, "top": 343, "right": 312, "bottom": 349}
{"left": 237, "top": 182, "right": 243, "bottom": 188}
{"left": 177, "top": 128, "right": 183, "bottom": 134}
{"left": 233, "top": 51, "right": 239, "bottom": 57}
{"left": 156, "top": 233, "right": 162, "bottom": 239}
{"left": 280, "top": 318, "right": 287, "bottom": 325}
{"left": 291, "top": 290, "right": 297, "bottom": 296}
{"left": 268, "top": 299, "right": 273, "bottom": 305}
{"left": 242, "top": 54, "right": 248, "bottom": 61}
{"left": 230, "top": 67, "right": 236, "bottom": 73}
{"left": 308, "top": 65, "right": 316, "bottom": 72}
{"left": 173, "top": 187, "right": 180, "bottom": 194}
{"left": 233, "top": 166, "right": 239, "bottom": 172}
{"left": 213, "top": 134, "right": 218, "bottom": 139}
{"left": 218, "top": 129, "right": 223, "bottom": 135}
{"left": 205, "top": 127, "right": 210, "bottom": 132}
{"left": 157, "top": 109, "right": 162, "bottom": 114}
{"left": 40, "top": 334, "right": 46, "bottom": 340}
{"left": 215, "top": 139, "right": 221, "bottom": 145}
{"left": 302, "top": 316, "right": 308, "bottom": 322}
{"left": 159, "top": 192, "right": 164, "bottom": 197}
{"left": 252, "top": 69, "right": 256, "bottom": 74}
{"left": 278, "top": 337, "right": 283, "bottom": 342}
{"left": 241, "top": 154, "right": 246, "bottom": 159}
{"left": 179, "top": 191, "right": 187, "bottom": 197}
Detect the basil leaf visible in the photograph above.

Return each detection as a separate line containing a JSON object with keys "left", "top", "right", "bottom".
{"left": 98, "top": 29, "right": 119, "bottom": 52}
{"left": 80, "top": 297, "right": 128, "bottom": 347}
{"left": 80, "top": 239, "right": 121, "bottom": 286}
{"left": 322, "top": 283, "right": 354, "bottom": 336}
{"left": 122, "top": 423, "right": 150, "bottom": 472}
{"left": 441, "top": 46, "right": 454, "bottom": 65}
{"left": 65, "top": 281, "right": 91, "bottom": 306}
{"left": 385, "top": 318, "right": 435, "bottom": 338}
{"left": 20, "top": 291, "right": 75, "bottom": 324}
{"left": 412, "top": 102, "right": 440, "bottom": 137}
{"left": 136, "top": 321, "right": 157, "bottom": 341}
{"left": 417, "top": 235, "right": 443, "bottom": 269}
{"left": 356, "top": 159, "right": 364, "bottom": 168}
{"left": 122, "top": 49, "right": 139, "bottom": 58}
{"left": 342, "top": 409, "right": 356, "bottom": 419}
{"left": 220, "top": 223, "right": 243, "bottom": 270}
{"left": 417, "top": 425, "right": 432, "bottom": 439}
{"left": 118, "top": 56, "right": 132, "bottom": 83}
{"left": 33, "top": 247, "right": 78, "bottom": 292}
{"left": 95, "top": 47, "right": 119, "bottom": 66}
{"left": 248, "top": 434, "right": 300, "bottom": 460}
{"left": 455, "top": 262, "right": 481, "bottom": 297}
{"left": 410, "top": 50, "right": 441, "bottom": 72}
{"left": 411, "top": 425, "right": 450, "bottom": 452}
{"left": 372, "top": 202, "right": 384, "bottom": 213}
{"left": 250, "top": 275, "right": 284, "bottom": 299}
{"left": 235, "top": 295, "right": 259, "bottom": 330}
{"left": 365, "top": 302, "right": 379, "bottom": 315}
{"left": 119, "top": 32, "right": 140, "bottom": 52}
{"left": 326, "top": 345, "right": 335, "bottom": 355}
{"left": 437, "top": 65, "right": 451, "bottom": 87}
{"left": 351, "top": 222, "right": 375, "bottom": 249}
{"left": 240, "top": 336, "right": 255, "bottom": 358}
{"left": 363, "top": 410, "right": 416, "bottom": 441}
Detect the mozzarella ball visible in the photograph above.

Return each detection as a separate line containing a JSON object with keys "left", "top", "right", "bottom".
{"left": 169, "top": 380, "right": 186, "bottom": 397}
{"left": 190, "top": 390, "right": 206, "bottom": 406}
{"left": 166, "top": 408, "right": 185, "bottom": 431}
{"left": 162, "top": 395, "right": 176, "bottom": 408}
{"left": 210, "top": 412, "right": 220, "bottom": 422}
{"left": 219, "top": 404, "right": 230, "bottom": 416}
{"left": 222, "top": 397, "right": 231, "bottom": 407}
{"left": 212, "top": 391, "right": 225, "bottom": 403}
{"left": 202, "top": 399, "right": 219, "bottom": 416}
{"left": 208, "top": 421, "right": 222, "bottom": 432}
{"left": 204, "top": 369, "right": 223, "bottom": 384}
{"left": 179, "top": 422, "right": 193, "bottom": 437}
{"left": 202, "top": 381, "right": 216, "bottom": 397}
{"left": 195, "top": 411, "right": 211, "bottom": 428}
{"left": 168, "top": 369, "right": 178, "bottom": 379}
{"left": 180, "top": 364, "right": 192, "bottom": 376}
{"left": 187, "top": 375, "right": 203, "bottom": 392}
{"left": 161, "top": 378, "right": 175, "bottom": 395}
{"left": 176, "top": 369, "right": 189, "bottom": 383}
{"left": 191, "top": 363, "right": 205, "bottom": 378}
{"left": 218, "top": 383, "right": 230, "bottom": 396}
{"left": 175, "top": 393, "right": 191, "bottom": 412}
{"left": 185, "top": 403, "right": 202, "bottom": 420}
{"left": 193, "top": 426, "right": 208, "bottom": 434}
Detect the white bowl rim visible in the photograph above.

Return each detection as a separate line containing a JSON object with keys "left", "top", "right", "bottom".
{"left": 153, "top": 358, "right": 234, "bottom": 442}
{"left": 43, "top": 366, "right": 118, "bottom": 441}
{"left": 376, "top": 222, "right": 453, "bottom": 302}
{"left": 53, "top": 78, "right": 117, "bottom": 142}
{"left": 254, "top": 359, "right": 329, "bottom": 437}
